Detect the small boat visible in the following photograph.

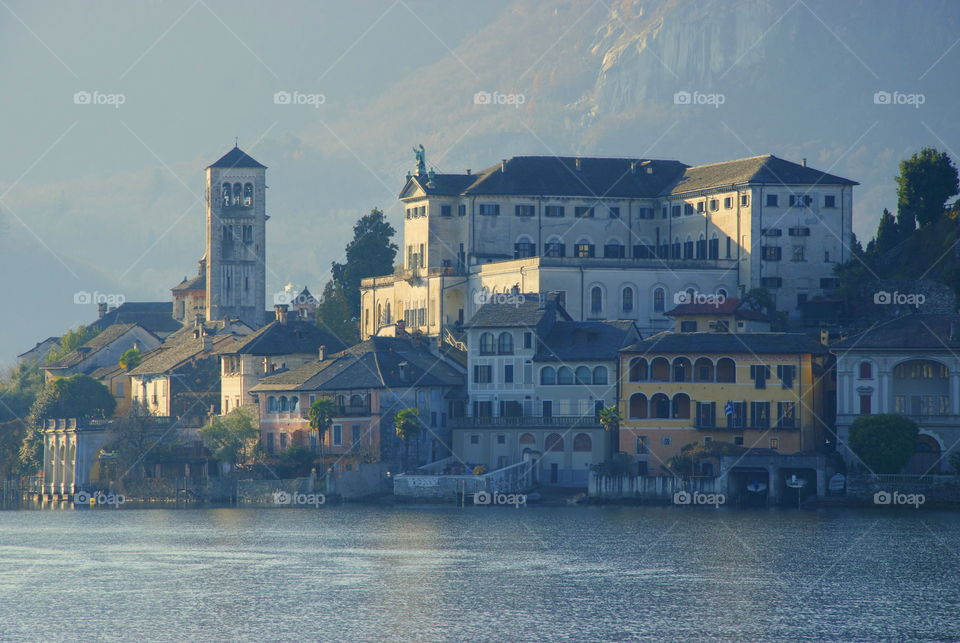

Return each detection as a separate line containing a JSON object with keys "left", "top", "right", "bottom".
{"left": 785, "top": 474, "right": 807, "bottom": 489}
{"left": 746, "top": 479, "right": 767, "bottom": 493}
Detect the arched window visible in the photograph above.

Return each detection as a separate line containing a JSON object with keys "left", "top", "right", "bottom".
{"left": 514, "top": 235, "right": 536, "bottom": 258}
{"left": 859, "top": 362, "right": 872, "bottom": 379}
{"left": 573, "top": 433, "right": 592, "bottom": 452}
{"left": 629, "top": 393, "right": 648, "bottom": 419}
{"left": 672, "top": 357, "right": 691, "bottom": 382}
{"left": 696, "top": 233, "right": 706, "bottom": 259}
{"left": 592, "top": 366, "right": 608, "bottom": 385}
{"left": 709, "top": 232, "right": 719, "bottom": 259}
{"left": 590, "top": 286, "right": 603, "bottom": 314}
{"left": 545, "top": 433, "right": 564, "bottom": 452}
{"left": 520, "top": 433, "right": 536, "bottom": 445}
{"left": 243, "top": 183, "right": 254, "bottom": 207}
{"left": 385, "top": 302, "right": 392, "bottom": 324}
{"left": 621, "top": 286, "right": 634, "bottom": 312}
{"left": 557, "top": 366, "right": 574, "bottom": 385}
{"left": 479, "top": 333, "right": 495, "bottom": 354}
{"left": 575, "top": 366, "right": 591, "bottom": 385}
{"left": 497, "top": 332, "right": 514, "bottom": 355}
{"left": 350, "top": 394, "right": 365, "bottom": 407}
{"left": 280, "top": 396, "right": 289, "bottom": 412}
{"left": 716, "top": 358, "right": 736, "bottom": 383}
{"left": 651, "top": 393, "right": 670, "bottom": 419}
{"left": 629, "top": 358, "right": 648, "bottom": 382}
{"left": 267, "top": 396, "right": 277, "bottom": 412}
{"left": 377, "top": 304, "right": 382, "bottom": 326}
{"left": 222, "top": 183, "right": 232, "bottom": 207}
{"left": 651, "top": 357, "right": 670, "bottom": 381}
{"left": 672, "top": 393, "right": 690, "bottom": 419}
{"left": 653, "top": 288, "right": 665, "bottom": 312}
{"left": 694, "top": 357, "right": 714, "bottom": 382}
{"left": 232, "top": 182, "right": 242, "bottom": 206}
{"left": 289, "top": 396, "right": 299, "bottom": 412}
{"left": 540, "top": 366, "right": 557, "bottom": 385}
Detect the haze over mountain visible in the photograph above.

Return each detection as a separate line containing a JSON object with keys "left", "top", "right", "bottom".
{"left": 1, "top": 0, "right": 958, "bottom": 366}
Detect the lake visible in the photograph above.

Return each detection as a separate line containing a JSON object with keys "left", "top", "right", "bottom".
{"left": 1, "top": 505, "right": 958, "bottom": 642}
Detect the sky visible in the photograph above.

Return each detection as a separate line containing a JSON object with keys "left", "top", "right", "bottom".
{"left": 1, "top": 0, "right": 958, "bottom": 367}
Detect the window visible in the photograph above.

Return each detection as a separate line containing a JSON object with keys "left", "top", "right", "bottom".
{"left": 593, "top": 366, "right": 607, "bottom": 385}
{"left": 497, "top": 434, "right": 506, "bottom": 445}
{"left": 441, "top": 205, "right": 452, "bottom": 217}
{"left": 575, "top": 366, "right": 591, "bottom": 385}
{"left": 723, "top": 197, "right": 733, "bottom": 209}
{"left": 859, "top": 394, "right": 872, "bottom": 415}
{"left": 504, "top": 365, "right": 514, "bottom": 383}
{"left": 766, "top": 194, "right": 779, "bottom": 207}
{"left": 653, "top": 288, "right": 665, "bottom": 312}
{"left": 661, "top": 436, "right": 672, "bottom": 446}
{"left": 750, "top": 402, "right": 771, "bottom": 428}
{"left": 474, "top": 401, "right": 492, "bottom": 417}
{"left": 824, "top": 195, "right": 836, "bottom": 208}
{"left": 709, "top": 234, "right": 719, "bottom": 259}
{"left": 709, "top": 199, "right": 718, "bottom": 211}
{"left": 640, "top": 207, "right": 657, "bottom": 219}
{"left": 629, "top": 393, "right": 648, "bottom": 418}
{"left": 762, "top": 246, "right": 782, "bottom": 261}
{"left": 351, "top": 425, "right": 361, "bottom": 445}
{"left": 696, "top": 402, "right": 716, "bottom": 428}
{"left": 763, "top": 228, "right": 782, "bottom": 237}
{"left": 726, "top": 236, "right": 732, "bottom": 258}
{"left": 684, "top": 203, "right": 694, "bottom": 216}
{"left": 545, "top": 205, "right": 565, "bottom": 217}
{"left": 777, "top": 365, "right": 796, "bottom": 389}
{"left": 697, "top": 201, "right": 705, "bottom": 213}
{"left": 497, "top": 332, "right": 514, "bottom": 354}
{"left": 473, "top": 365, "right": 492, "bottom": 383}
{"left": 604, "top": 242, "right": 625, "bottom": 258}
{"left": 696, "top": 235, "right": 706, "bottom": 258}
{"left": 479, "top": 333, "right": 495, "bottom": 355}
{"left": 726, "top": 401, "right": 745, "bottom": 428}
{"left": 544, "top": 241, "right": 565, "bottom": 257}
{"left": 750, "top": 365, "right": 771, "bottom": 389}
{"left": 789, "top": 195, "right": 813, "bottom": 207}
{"left": 621, "top": 287, "right": 634, "bottom": 312}
{"left": 777, "top": 402, "right": 796, "bottom": 428}
{"left": 671, "top": 205, "right": 681, "bottom": 218}
{"left": 458, "top": 204, "right": 466, "bottom": 216}
{"left": 770, "top": 438, "right": 779, "bottom": 450}
{"left": 515, "top": 204, "right": 535, "bottom": 217}
{"left": 574, "top": 206, "right": 594, "bottom": 218}
{"left": 789, "top": 227, "right": 811, "bottom": 237}
{"left": 680, "top": 321, "right": 697, "bottom": 333}
{"left": 557, "top": 367, "right": 574, "bottom": 385}
{"left": 523, "top": 332, "right": 532, "bottom": 349}
{"left": 514, "top": 241, "right": 536, "bottom": 258}
{"left": 479, "top": 203, "right": 500, "bottom": 216}
{"left": 280, "top": 433, "right": 288, "bottom": 450}
{"left": 333, "top": 424, "right": 342, "bottom": 446}
{"left": 575, "top": 241, "right": 595, "bottom": 258}
{"left": 683, "top": 238, "right": 694, "bottom": 258}
{"left": 740, "top": 194, "right": 749, "bottom": 207}
{"left": 760, "top": 277, "right": 782, "bottom": 288}
{"left": 636, "top": 436, "right": 649, "bottom": 454}
{"left": 609, "top": 206, "right": 621, "bottom": 219}
{"left": 266, "top": 432, "right": 275, "bottom": 453}
{"left": 792, "top": 246, "right": 805, "bottom": 262}
{"left": 470, "top": 434, "right": 480, "bottom": 445}
{"left": 858, "top": 362, "right": 872, "bottom": 379}
{"left": 590, "top": 287, "right": 603, "bottom": 313}
{"left": 734, "top": 436, "right": 744, "bottom": 446}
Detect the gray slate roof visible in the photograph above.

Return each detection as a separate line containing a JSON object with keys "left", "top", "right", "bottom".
{"left": 47, "top": 323, "right": 151, "bottom": 369}
{"left": 172, "top": 273, "right": 205, "bottom": 292}
{"left": 537, "top": 320, "right": 640, "bottom": 362}
{"left": 127, "top": 333, "right": 242, "bottom": 376}
{"left": 225, "top": 320, "right": 346, "bottom": 356}
{"left": 668, "top": 155, "right": 858, "bottom": 195}
{"left": 251, "top": 336, "right": 463, "bottom": 393}
{"left": 831, "top": 314, "right": 960, "bottom": 351}
{"left": 90, "top": 302, "right": 182, "bottom": 335}
{"left": 207, "top": 146, "right": 266, "bottom": 169}
{"left": 623, "top": 332, "right": 829, "bottom": 356}
{"left": 465, "top": 294, "right": 571, "bottom": 329}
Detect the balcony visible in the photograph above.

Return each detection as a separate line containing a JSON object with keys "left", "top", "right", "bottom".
{"left": 337, "top": 404, "right": 371, "bottom": 416}
{"left": 451, "top": 415, "right": 601, "bottom": 429}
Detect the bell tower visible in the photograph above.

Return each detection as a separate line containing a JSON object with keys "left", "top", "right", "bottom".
{"left": 205, "top": 145, "right": 268, "bottom": 328}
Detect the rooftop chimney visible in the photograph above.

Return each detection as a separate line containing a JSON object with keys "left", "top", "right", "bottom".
{"left": 202, "top": 334, "right": 213, "bottom": 352}
{"left": 275, "top": 304, "right": 289, "bottom": 324}
{"left": 630, "top": 160, "right": 637, "bottom": 174}
{"left": 466, "top": 169, "right": 471, "bottom": 175}
{"left": 97, "top": 302, "right": 108, "bottom": 318}
{"left": 575, "top": 158, "right": 582, "bottom": 171}
{"left": 318, "top": 345, "right": 327, "bottom": 361}
{"left": 802, "top": 158, "right": 807, "bottom": 167}
{"left": 501, "top": 159, "right": 507, "bottom": 172}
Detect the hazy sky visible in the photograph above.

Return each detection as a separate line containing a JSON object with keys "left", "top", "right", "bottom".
{"left": 1, "top": 0, "right": 958, "bottom": 366}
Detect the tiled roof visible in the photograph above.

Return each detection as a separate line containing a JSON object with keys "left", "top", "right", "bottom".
{"left": 537, "top": 320, "right": 640, "bottom": 362}
{"left": 623, "top": 332, "right": 828, "bottom": 355}
{"left": 666, "top": 297, "right": 774, "bottom": 322}
{"left": 207, "top": 146, "right": 266, "bottom": 169}
{"left": 90, "top": 363, "right": 125, "bottom": 380}
{"left": 90, "top": 302, "right": 182, "bottom": 334}
{"left": 831, "top": 314, "right": 960, "bottom": 351}
{"left": 464, "top": 294, "right": 570, "bottom": 329}
{"left": 172, "top": 273, "right": 205, "bottom": 292}
{"left": 251, "top": 336, "right": 463, "bottom": 393}
{"left": 667, "top": 155, "right": 857, "bottom": 195}
{"left": 17, "top": 337, "right": 60, "bottom": 359}
{"left": 47, "top": 323, "right": 149, "bottom": 369}
{"left": 225, "top": 320, "right": 346, "bottom": 356}
{"left": 127, "top": 333, "right": 242, "bottom": 376}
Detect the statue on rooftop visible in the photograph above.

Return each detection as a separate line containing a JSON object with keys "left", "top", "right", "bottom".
{"left": 413, "top": 144, "right": 426, "bottom": 175}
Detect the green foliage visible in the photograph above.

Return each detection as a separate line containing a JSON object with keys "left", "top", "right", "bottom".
{"left": 394, "top": 407, "right": 421, "bottom": 440}
{"left": 106, "top": 411, "right": 180, "bottom": 482}
{"left": 872, "top": 209, "right": 900, "bottom": 255}
{"left": 598, "top": 406, "right": 620, "bottom": 432}
{"left": 118, "top": 347, "right": 142, "bottom": 371}
{"left": 45, "top": 325, "right": 101, "bottom": 364}
{"left": 590, "top": 451, "right": 634, "bottom": 477}
{"left": 315, "top": 280, "right": 359, "bottom": 346}
{"left": 308, "top": 398, "right": 336, "bottom": 438}
{"left": 0, "top": 420, "right": 27, "bottom": 478}
{"left": 330, "top": 208, "right": 398, "bottom": 317}
{"left": 742, "top": 288, "right": 775, "bottom": 314}
{"left": 0, "top": 362, "right": 44, "bottom": 422}
{"left": 199, "top": 409, "right": 259, "bottom": 467}
{"left": 664, "top": 440, "right": 745, "bottom": 477}
{"left": 848, "top": 414, "right": 919, "bottom": 474}
{"left": 896, "top": 147, "right": 959, "bottom": 230}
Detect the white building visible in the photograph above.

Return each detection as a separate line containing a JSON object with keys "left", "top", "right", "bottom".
{"left": 360, "top": 153, "right": 856, "bottom": 340}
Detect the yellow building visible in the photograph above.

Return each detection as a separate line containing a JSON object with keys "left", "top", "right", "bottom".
{"left": 618, "top": 328, "right": 829, "bottom": 476}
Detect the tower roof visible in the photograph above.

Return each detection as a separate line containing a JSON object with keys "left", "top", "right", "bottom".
{"left": 207, "top": 146, "right": 267, "bottom": 170}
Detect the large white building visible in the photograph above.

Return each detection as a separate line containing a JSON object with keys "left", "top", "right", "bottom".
{"left": 360, "top": 153, "right": 856, "bottom": 339}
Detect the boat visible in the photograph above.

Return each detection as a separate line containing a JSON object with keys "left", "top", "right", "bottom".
{"left": 746, "top": 479, "right": 767, "bottom": 493}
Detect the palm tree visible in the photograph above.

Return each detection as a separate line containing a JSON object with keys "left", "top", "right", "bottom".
{"left": 394, "top": 408, "right": 421, "bottom": 473}
{"left": 598, "top": 405, "right": 620, "bottom": 458}
{"left": 308, "top": 398, "right": 336, "bottom": 480}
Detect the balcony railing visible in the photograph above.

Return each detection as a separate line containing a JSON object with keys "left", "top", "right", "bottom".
{"left": 337, "top": 404, "right": 371, "bottom": 416}
{"left": 451, "top": 415, "right": 601, "bottom": 428}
